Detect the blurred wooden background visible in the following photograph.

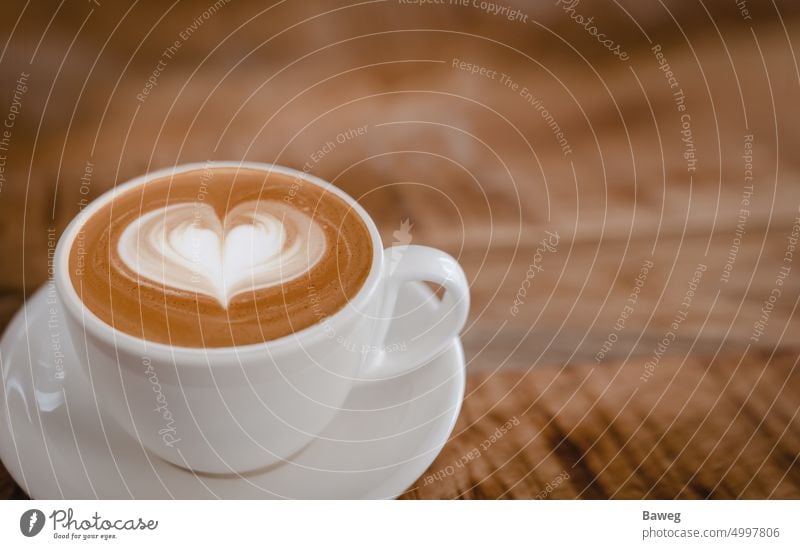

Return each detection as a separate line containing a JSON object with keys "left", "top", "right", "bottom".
{"left": 1, "top": 0, "right": 799, "bottom": 498}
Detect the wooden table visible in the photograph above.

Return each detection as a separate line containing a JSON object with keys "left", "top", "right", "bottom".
{"left": 1, "top": 1, "right": 799, "bottom": 499}
{"left": 401, "top": 350, "right": 800, "bottom": 499}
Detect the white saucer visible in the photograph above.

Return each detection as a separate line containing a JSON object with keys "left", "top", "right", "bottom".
{"left": 0, "top": 282, "right": 464, "bottom": 499}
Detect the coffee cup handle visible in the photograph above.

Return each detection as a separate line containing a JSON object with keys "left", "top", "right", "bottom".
{"left": 359, "top": 245, "right": 469, "bottom": 380}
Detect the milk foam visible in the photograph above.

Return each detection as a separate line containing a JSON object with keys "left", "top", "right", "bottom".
{"left": 118, "top": 200, "right": 326, "bottom": 307}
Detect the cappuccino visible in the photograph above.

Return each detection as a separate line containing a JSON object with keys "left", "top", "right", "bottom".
{"left": 68, "top": 167, "right": 372, "bottom": 347}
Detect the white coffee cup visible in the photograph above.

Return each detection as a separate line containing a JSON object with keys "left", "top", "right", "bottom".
{"left": 54, "top": 161, "right": 469, "bottom": 474}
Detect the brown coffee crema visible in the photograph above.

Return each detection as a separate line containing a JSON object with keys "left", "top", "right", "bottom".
{"left": 68, "top": 167, "right": 373, "bottom": 347}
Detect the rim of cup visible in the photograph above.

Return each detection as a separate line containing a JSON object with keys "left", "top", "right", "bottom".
{"left": 53, "top": 161, "right": 385, "bottom": 362}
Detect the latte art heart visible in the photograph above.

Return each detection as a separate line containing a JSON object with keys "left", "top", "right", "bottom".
{"left": 71, "top": 167, "right": 373, "bottom": 347}
{"left": 117, "top": 200, "right": 326, "bottom": 307}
